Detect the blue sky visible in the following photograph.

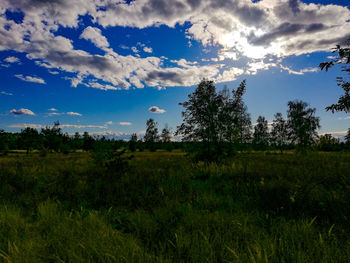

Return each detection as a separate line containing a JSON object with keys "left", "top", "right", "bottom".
{"left": 0, "top": 0, "right": 349, "bottom": 139}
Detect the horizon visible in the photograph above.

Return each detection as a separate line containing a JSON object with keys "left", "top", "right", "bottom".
{"left": 1, "top": 0, "right": 350, "bottom": 140}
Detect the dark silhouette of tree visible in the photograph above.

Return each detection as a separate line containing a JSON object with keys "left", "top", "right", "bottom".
{"left": 161, "top": 124, "right": 173, "bottom": 152}
{"left": 270, "top": 113, "right": 288, "bottom": 153}
{"left": 129, "top": 133, "right": 138, "bottom": 152}
{"left": 319, "top": 39, "right": 350, "bottom": 112}
{"left": 176, "top": 79, "right": 251, "bottom": 161}
{"left": 40, "top": 121, "right": 64, "bottom": 152}
{"left": 82, "top": 131, "right": 94, "bottom": 151}
{"left": 253, "top": 116, "right": 269, "bottom": 150}
{"left": 345, "top": 128, "right": 350, "bottom": 144}
{"left": 20, "top": 127, "right": 39, "bottom": 154}
{"left": 144, "top": 118, "right": 159, "bottom": 151}
{"left": 176, "top": 80, "right": 223, "bottom": 160}
{"left": 0, "top": 129, "right": 9, "bottom": 154}
{"left": 317, "top": 133, "right": 340, "bottom": 152}
{"left": 71, "top": 132, "right": 82, "bottom": 151}
{"left": 161, "top": 124, "right": 172, "bottom": 143}
{"left": 287, "top": 100, "right": 320, "bottom": 149}
{"left": 220, "top": 80, "right": 252, "bottom": 151}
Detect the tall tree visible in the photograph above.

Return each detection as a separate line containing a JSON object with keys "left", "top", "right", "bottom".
{"left": 287, "top": 100, "right": 320, "bottom": 149}
{"left": 161, "top": 124, "right": 172, "bottom": 143}
{"left": 253, "top": 116, "right": 269, "bottom": 150}
{"left": 345, "top": 128, "right": 350, "bottom": 144}
{"left": 176, "top": 79, "right": 251, "bottom": 160}
{"left": 270, "top": 113, "right": 288, "bottom": 152}
{"left": 129, "top": 133, "right": 138, "bottom": 152}
{"left": 220, "top": 80, "right": 252, "bottom": 148}
{"left": 176, "top": 79, "right": 224, "bottom": 160}
{"left": 40, "top": 121, "right": 64, "bottom": 152}
{"left": 20, "top": 127, "right": 39, "bottom": 154}
{"left": 319, "top": 39, "right": 350, "bottom": 112}
{"left": 0, "top": 129, "right": 9, "bottom": 154}
{"left": 144, "top": 118, "right": 159, "bottom": 151}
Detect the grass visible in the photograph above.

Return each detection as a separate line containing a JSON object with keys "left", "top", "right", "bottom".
{"left": 0, "top": 151, "right": 350, "bottom": 262}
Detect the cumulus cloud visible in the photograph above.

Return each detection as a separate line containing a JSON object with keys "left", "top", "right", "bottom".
{"left": 149, "top": 106, "right": 166, "bottom": 114}
{"left": 4, "top": 56, "right": 19, "bottom": 63}
{"left": 48, "top": 108, "right": 57, "bottom": 111}
{"left": 119, "top": 122, "right": 132, "bottom": 126}
{"left": 143, "top": 46, "right": 153, "bottom": 53}
{"left": 1, "top": 0, "right": 349, "bottom": 90}
{"left": 10, "top": 108, "right": 35, "bottom": 116}
{"left": 1, "top": 91, "right": 13, "bottom": 96}
{"left": 15, "top": 74, "right": 45, "bottom": 84}
{"left": 105, "top": 121, "right": 113, "bottom": 125}
{"left": 80, "top": 26, "right": 109, "bottom": 49}
{"left": 67, "top": 112, "right": 82, "bottom": 116}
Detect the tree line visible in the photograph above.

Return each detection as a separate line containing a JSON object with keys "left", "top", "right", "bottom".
{"left": 0, "top": 82, "right": 350, "bottom": 158}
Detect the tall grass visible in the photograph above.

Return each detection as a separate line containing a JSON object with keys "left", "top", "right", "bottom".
{"left": 0, "top": 151, "right": 350, "bottom": 262}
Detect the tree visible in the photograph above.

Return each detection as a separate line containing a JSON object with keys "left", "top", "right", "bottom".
{"left": 220, "top": 80, "right": 252, "bottom": 149}
{"left": 20, "top": 127, "right": 39, "bottom": 154}
{"left": 253, "top": 116, "right": 269, "bottom": 150}
{"left": 176, "top": 79, "right": 251, "bottom": 161}
{"left": 0, "top": 129, "right": 9, "bottom": 154}
{"left": 319, "top": 39, "right": 350, "bottom": 112}
{"left": 82, "top": 131, "right": 94, "bottom": 151}
{"left": 176, "top": 79, "right": 224, "bottom": 160}
{"left": 345, "top": 128, "right": 350, "bottom": 144}
{"left": 40, "top": 121, "right": 64, "bottom": 152}
{"left": 270, "top": 113, "right": 288, "bottom": 152}
{"left": 161, "top": 124, "right": 172, "bottom": 143}
{"left": 287, "top": 100, "right": 320, "bottom": 149}
{"left": 317, "top": 133, "right": 340, "bottom": 152}
{"left": 129, "top": 133, "right": 138, "bottom": 152}
{"left": 144, "top": 118, "right": 159, "bottom": 151}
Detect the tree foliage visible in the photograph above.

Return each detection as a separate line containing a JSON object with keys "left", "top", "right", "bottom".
{"left": 319, "top": 39, "right": 350, "bottom": 112}
{"left": 144, "top": 118, "right": 159, "bottom": 151}
{"left": 253, "top": 116, "right": 269, "bottom": 149}
{"left": 176, "top": 79, "right": 251, "bottom": 161}
{"left": 270, "top": 113, "right": 288, "bottom": 152}
{"left": 287, "top": 100, "right": 320, "bottom": 148}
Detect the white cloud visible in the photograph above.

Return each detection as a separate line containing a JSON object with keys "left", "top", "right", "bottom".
{"left": 143, "top": 46, "right": 153, "bottom": 53}
{"left": 59, "top": 124, "right": 105, "bottom": 129}
{"left": 119, "top": 122, "right": 132, "bottom": 126}
{"left": 8, "top": 123, "right": 106, "bottom": 129}
{"left": 337, "top": 117, "right": 350, "bottom": 120}
{"left": 4, "top": 56, "right": 19, "bottom": 63}
{"left": 280, "top": 65, "right": 318, "bottom": 75}
{"left": 105, "top": 121, "right": 113, "bottom": 125}
{"left": 49, "top": 70, "right": 60, "bottom": 75}
{"left": 1, "top": 91, "right": 13, "bottom": 96}
{"left": 15, "top": 74, "right": 45, "bottom": 84}
{"left": 1, "top": 0, "right": 349, "bottom": 90}
{"left": 48, "top": 112, "right": 63, "bottom": 116}
{"left": 149, "top": 106, "right": 166, "bottom": 114}
{"left": 319, "top": 130, "right": 348, "bottom": 140}
{"left": 131, "top": 46, "right": 139, "bottom": 53}
{"left": 48, "top": 108, "right": 57, "bottom": 111}
{"left": 80, "top": 26, "right": 109, "bottom": 49}
{"left": 67, "top": 112, "right": 82, "bottom": 116}
{"left": 8, "top": 124, "right": 43, "bottom": 129}
{"left": 10, "top": 108, "right": 35, "bottom": 116}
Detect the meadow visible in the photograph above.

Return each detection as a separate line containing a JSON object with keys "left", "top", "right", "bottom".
{"left": 0, "top": 150, "right": 350, "bottom": 262}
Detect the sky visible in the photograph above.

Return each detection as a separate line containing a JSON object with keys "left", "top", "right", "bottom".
{"left": 0, "top": 0, "right": 350, "bottom": 139}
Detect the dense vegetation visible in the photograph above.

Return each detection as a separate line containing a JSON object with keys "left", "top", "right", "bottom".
{"left": 1, "top": 150, "right": 350, "bottom": 262}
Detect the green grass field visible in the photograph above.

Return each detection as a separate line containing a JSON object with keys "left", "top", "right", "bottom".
{"left": 0, "top": 151, "right": 350, "bottom": 262}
